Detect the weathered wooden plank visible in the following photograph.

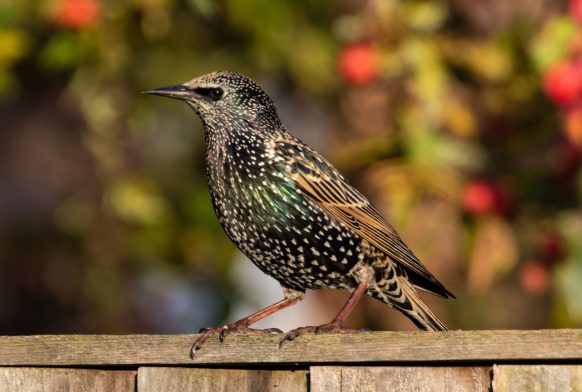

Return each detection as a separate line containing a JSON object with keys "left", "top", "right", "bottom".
{"left": 492, "top": 365, "right": 582, "bottom": 392}
{"left": 0, "top": 368, "right": 135, "bottom": 392}
{"left": 137, "top": 367, "right": 307, "bottom": 392}
{"left": 310, "top": 366, "right": 490, "bottom": 392}
{"left": 0, "top": 330, "right": 581, "bottom": 366}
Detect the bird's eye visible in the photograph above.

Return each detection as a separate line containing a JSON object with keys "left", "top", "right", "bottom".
{"left": 194, "top": 87, "right": 224, "bottom": 101}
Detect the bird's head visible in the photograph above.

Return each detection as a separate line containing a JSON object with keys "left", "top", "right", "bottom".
{"left": 144, "top": 71, "right": 282, "bottom": 132}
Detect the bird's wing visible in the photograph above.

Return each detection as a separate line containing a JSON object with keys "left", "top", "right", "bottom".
{"left": 277, "top": 138, "right": 454, "bottom": 299}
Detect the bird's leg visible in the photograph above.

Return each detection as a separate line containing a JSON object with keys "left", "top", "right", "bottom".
{"left": 191, "top": 288, "right": 304, "bottom": 358}
{"left": 279, "top": 281, "right": 370, "bottom": 346}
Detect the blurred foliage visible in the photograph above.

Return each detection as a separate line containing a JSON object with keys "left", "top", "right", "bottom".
{"left": 0, "top": 0, "right": 581, "bottom": 334}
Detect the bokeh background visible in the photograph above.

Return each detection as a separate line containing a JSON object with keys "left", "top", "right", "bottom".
{"left": 1, "top": 0, "right": 581, "bottom": 335}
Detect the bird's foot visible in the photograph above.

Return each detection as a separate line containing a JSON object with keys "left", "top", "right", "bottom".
{"left": 278, "top": 322, "right": 361, "bottom": 347}
{"left": 190, "top": 322, "right": 283, "bottom": 358}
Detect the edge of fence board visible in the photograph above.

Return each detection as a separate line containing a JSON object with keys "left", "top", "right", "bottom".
{"left": 0, "top": 368, "right": 136, "bottom": 390}
{"left": 0, "top": 330, "right": 581, "bottom": 366}
{"left": 138, "top": 367, "right": 308, "bottom": 392}
{"left": 310, "top": 366, "right": 491, "bottom": 392}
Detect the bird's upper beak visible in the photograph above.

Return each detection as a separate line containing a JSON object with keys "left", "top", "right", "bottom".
{"left": 142, "top": 84, "right": 191, "bottom": 101}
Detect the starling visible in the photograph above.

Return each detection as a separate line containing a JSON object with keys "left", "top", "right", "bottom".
{"left": 145, "top": 71, "right": 454, "bottom": 357}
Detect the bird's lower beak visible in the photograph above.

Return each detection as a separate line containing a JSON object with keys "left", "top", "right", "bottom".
{"left": 143, "top": 84, "right": 191, "bottom": 100}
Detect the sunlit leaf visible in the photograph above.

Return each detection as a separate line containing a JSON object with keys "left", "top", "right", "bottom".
{"left": 187, "top": 0, "right": 218, "bottom": 18}
{"left": 443, "top": 96, "right": 477, "bottom": 139}
{"left": 107, "top": 177, "right": 171, "bottom": 225}
{"left": 442, "top": 38, "right": 513, "bottom": 82}
{"left": 0, "top": 28, "right": 31, "bottom": 64}
{"left": 401, "top": 37, "right": 447, "bottom": 116}
{"left": 404, "top": 127, "right": 485, "bottom": 171}
{"left": 530, "top": 16, "right": 578, "bottom": 72}
{"left": 401, "top": 0, "right": 448, "bottom": 33}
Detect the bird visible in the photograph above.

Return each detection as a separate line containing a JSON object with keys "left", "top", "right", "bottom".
{"left": 144, "top": 71, "right": 454, "bottom": 358}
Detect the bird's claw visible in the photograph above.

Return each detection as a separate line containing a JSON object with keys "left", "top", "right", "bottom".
{"left": 219, "top": 328, "right": 228, "bottom": 343}
{"left": 191, "top": 325, "right": 229, "bottom": 358}
{"left": 279, "top": 325, "right": 318, "bottom": 347}
{"left": 190, "top": 333, "right": 210, "bottom": 359}
{"left": 190, "top": 323, "right": 284, "bottom": 358}
{"left": 263, "top": 327, "right": 284, "bottom": 334}
{"left": 278, "top": 323, "right": 363, "bottom": 348}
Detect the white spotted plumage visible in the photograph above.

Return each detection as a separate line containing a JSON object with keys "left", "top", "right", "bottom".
{"left": 147, "top": 71, "right": 454, "bottom": 335}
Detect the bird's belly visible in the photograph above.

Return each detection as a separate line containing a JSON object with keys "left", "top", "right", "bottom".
{"left": 212, "top": 188, "right": 363, "bottom": 291}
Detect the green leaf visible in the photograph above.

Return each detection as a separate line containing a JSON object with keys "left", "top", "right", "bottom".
{"left": 38, "top": 32, "right": 83, "bottom": 70}
{"left": 0, "top": 28, "right": 32, "bottom": 64}
{"left": 530, "top": 16, "right": 577, "bottom": 72}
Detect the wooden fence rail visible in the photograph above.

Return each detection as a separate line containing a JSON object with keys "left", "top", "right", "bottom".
{"left": 0, "top": 330, "right": 581, "bottom": 391}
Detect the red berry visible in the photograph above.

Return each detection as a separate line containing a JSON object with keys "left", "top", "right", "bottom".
{"left": 462, "top": 181, "right": 499, "bottom": 215}
{"left": 543, "top": 61, "right": 582, "bottom": 107}
{"left": 565, "top": 106, "right": 582, "bottom": 146}
{"left": 54, "top": 0, "right": 100, "bottom": 29}
{"left": 570, "top": 0, "right": 582, "bottom": 24}
{"left": 519, "top": 261, "right": 550, "bottom": 295}
{"left": 339, "top": 43, "right": 379, "bottom": 86}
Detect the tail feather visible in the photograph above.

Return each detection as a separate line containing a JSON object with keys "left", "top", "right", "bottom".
{"left": 371, "top": 280, "right": 448, "bottom": 331}
{"left": 399, "top": 281, "right": 447, "bottom": 331}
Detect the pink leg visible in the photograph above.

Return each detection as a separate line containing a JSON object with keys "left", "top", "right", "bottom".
{"left": 279, "top": 282, "right": 369, "bottom": 346}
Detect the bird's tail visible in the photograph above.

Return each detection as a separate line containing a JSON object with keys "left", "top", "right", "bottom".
{"left": 372, "top": 280, "right": 448, "bottom": 331}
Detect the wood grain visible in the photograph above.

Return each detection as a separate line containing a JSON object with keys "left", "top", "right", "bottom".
{"left": 310, "top": 366, "right": 490, "bottom": 392}
{"left": 0, "top": 368, "right": 135, "bottom": 392}
{"left": 137, "top": 367, "right": 307, "bottom": 392}
{"left": 0, "top": 330, "right": 581, "bottom": 366}
{"left": 492, "top": 365, "right": 582, "bottom": 392}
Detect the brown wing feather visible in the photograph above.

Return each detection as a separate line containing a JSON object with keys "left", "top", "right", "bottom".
{"left": 290, "top": 162, "right": 454, "bottom": 299}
